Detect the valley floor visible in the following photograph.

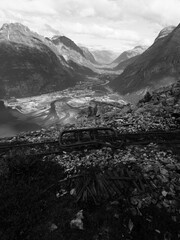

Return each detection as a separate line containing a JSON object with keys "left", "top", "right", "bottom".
{"left": 1, "top": 75, "right": 123, "bottom": 138}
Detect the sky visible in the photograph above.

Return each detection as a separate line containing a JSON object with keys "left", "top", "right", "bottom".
{"left": 1, "top": 0, "right": 180, "bottom": 53}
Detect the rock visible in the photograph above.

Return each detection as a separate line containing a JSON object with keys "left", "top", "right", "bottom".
{"left": 162, "top": 190, "right": 168, "bottom": 197}
{"left": 166, "top": 98, "right": 175, "bottom": 106}
{"left": 166, "top": 164, "right": 176, "bottom": 170}
{"left": 160, "top": 168, "right": 168, "bottom": 175}
{"left": 49, "top": 223, "right": 58, "bottom": 232}
{"left": 128, "top": 219, "right": 134, "bottom": 232}
{"left": 164, "top": 232, "right": 172, "bottom": 240}
{"left": 70, "top": 210, "right": 84, "bottom": 230}
{"left": 70, "top": 188, "right": 76, "bottom": 196}
{"left": 110, "top": 201, "right": 119, "bottom": 206}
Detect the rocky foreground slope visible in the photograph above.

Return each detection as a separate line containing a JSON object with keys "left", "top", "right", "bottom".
{"left": 0, "top": 81, "right": 180, "bottom": 240}
{"left": 110, "top": 25, "right": 180, "bottom": 94}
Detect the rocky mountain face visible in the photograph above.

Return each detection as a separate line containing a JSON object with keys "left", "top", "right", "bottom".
{"left": 51, "top": 35, "right": 97, "bottom": 72}
{"left": 110, "top": 25, "right": 180, "bottom": 95}
{"left": 52, "top": 36, "right": 85, "bottom": 58}
{"left": 90, "top": 50, "right": 118, "bottom": 65}
{"left": 154, "top": 26, "right": 175, "bottom": 42}
{"left": 0, "top": 23, "right": 79, "bottom": 98}
{"left": 111, "top": 45, "right": 147, "bottom": 65}
{"left": 80, "top": 46, "right": 98, "bottom": 64}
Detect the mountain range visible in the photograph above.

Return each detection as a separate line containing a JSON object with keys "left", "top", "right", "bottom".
{"left": 51, "top": 35, "right": 98, "bottom": 71}
{"left": 0, "top": 23, "right": 98, "bottom": 98}
{"left": 0, "top": 23, "right": 77, "bottom": 98}
{"left": 110, "top": 46, "right": 147, "bottom": 71}
{"left": 1, "top": 22, "right": 180, "bottom": 100}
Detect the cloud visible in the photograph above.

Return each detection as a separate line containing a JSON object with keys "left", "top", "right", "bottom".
{"left": 1, "top": 0, "right": 55, "bottom": 15}
{"left": 53, "top": 0, "right": 121, "bottom": 19}
{"left": 80, "top": 8, "right": 95, "bottom": 18}
{"left": 69, "top": 22, "right": 140, "bottom": 41}
{"left": 114, "top": 0, "right": 180, "bottom": 26}
{"left": 149, "top": 0, "right": 180, "bottom": 26}
{"left": 42, "top": 24, "right": 61, "bottom": 36}
{"left": 1, "top": 0, "right": 180, "bottom": 52}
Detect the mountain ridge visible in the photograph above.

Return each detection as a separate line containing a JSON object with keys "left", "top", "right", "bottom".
{"left": 111, "top": 45, "right": 148, "bottom": 65}
{"left": 52, "top": 35, "right": 86, "bottom": 58}
{"left": 0, "top": 23, "right": 78, "bottom": 98}
{"left": 51, "top": 35, "right": 99, "bottom": 72}
{"left": 110, "top": 24, "right": 180, "bottom": 95}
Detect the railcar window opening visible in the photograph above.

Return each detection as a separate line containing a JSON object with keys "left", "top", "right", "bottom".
{"left": 79, "top": 131, "right": 91, "bottom": 142}
{"left": 96, "top": 129, "right": 116, "bottom": 142}
{"left": 59, "top": 128, "right": 117, "bottom": 148}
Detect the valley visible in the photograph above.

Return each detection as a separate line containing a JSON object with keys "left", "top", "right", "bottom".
{"left": 1, "top": 75, "right": 125, "bottom": 137}
{"left": 1, "top": 22, "right": 180, "bottom": 138}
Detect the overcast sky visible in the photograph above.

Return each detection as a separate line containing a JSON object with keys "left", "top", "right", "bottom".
{"left": 0, "top": 0, "right": 180, "bottom": 53}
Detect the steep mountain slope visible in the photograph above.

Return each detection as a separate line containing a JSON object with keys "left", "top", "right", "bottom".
{"left": 154, "top": 26, "right": 175, "bottom": 42}
{"left": 110, "top": 25, "right": 180, "bottom": 94}
{"left": 111, "top": 46, "right": 147, "bottom": 65}
{"left": 90, "top": 50, "right": 118, "bottom": 64}
{"left": 52, "top": 35, "right": 85, "bottom": 58}
{"left": 0, "top": 23, "right": 77, "bottom": 98}
{"left": 80, "top": 46, "right": 98, "bottom": 64}
{"left": 113, "top": 55, "right": 139, "bottom": 71}
{"left": 51, "top": 36, "right": 97, "bottom": 72}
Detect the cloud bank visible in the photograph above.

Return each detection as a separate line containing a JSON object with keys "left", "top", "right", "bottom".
{"left": 0, "top": 0, "right": 180, "bottom": 52}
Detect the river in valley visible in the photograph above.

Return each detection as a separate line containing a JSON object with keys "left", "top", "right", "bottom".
{"left": 0, "top": 77, "right": 125, "bottom": 138}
